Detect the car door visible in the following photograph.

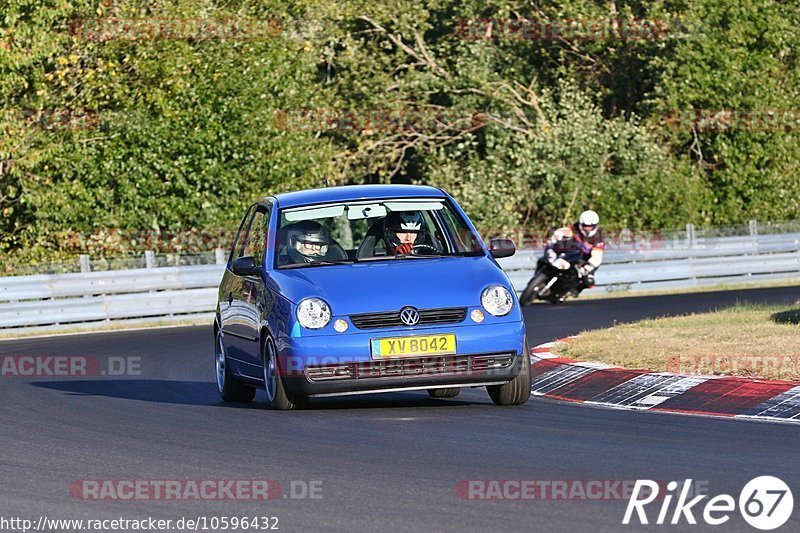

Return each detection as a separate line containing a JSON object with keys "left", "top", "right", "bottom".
{"left": 219, "top": 205, "right": 253, "bottom": 356}
{"left": 225, "top": 204, "right": 271, "bottom": 376}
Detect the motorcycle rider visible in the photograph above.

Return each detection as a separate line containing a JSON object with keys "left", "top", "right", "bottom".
{"left": 547, "top": 210, "right": 605, "bottom": 290}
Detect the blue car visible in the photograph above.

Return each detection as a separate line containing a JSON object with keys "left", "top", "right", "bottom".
{"left": 214, "top": 184, "right": 531, "bottom": 409}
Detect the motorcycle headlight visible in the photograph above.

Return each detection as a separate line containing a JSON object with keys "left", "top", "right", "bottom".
{"left": 296, "top": 298, "right": 331, "bottom": 329}
{"left": 481, "top": 285, "right": 514, "bottom": 317}
{"left": 553, "top": 258, "right": 571, "bottom": 270}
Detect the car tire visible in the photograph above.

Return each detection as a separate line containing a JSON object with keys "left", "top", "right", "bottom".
{"left": 262, "top": 334, "right": 309, "bottom": 411}
{"left": 427, "top": 387, "right": 460, "bottom": 398}
{"left": 215, "top": 329, "right": 256, "bottom": 402}
{"left": 520, "top": 272, "right": 549, "bottom": 306}
{"left": 487, "top": 344, "right": 532, "bottom": 406}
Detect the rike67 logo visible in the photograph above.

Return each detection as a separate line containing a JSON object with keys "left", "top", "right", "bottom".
{"left": 624, "top": 477, "right": 794, "bottom": 530}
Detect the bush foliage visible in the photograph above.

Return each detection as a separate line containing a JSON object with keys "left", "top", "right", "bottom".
{"left": 1, "top": 0, "right": 798, "bottom": 266}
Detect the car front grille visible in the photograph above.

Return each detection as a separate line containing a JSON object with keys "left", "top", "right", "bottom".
{"left": 305, "top": 353, "right": 516, "bottom": 382}
{"left": 349, "top": 307, "right": 467, "bottom": 330}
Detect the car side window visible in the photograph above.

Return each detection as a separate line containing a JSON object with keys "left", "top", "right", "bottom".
{"left": 419, "top": 211, "right": 445, "bottom": 252}
{"left": 229, "top": 205, "right": 255, "bottom": 266}
{"left": 438, "top": 204, "right": 482, "bottom": 253}
{"left": 241, "top": 207, "right": 269, "bottom": 267}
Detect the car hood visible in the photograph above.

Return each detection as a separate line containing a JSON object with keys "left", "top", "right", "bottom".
{"left": 268, "top": 256, "right": 510, "bottom": 314}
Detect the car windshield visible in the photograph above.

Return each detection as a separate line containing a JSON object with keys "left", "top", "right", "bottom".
{"left": 275, "top": 198, "right": 485, "bottom": 268}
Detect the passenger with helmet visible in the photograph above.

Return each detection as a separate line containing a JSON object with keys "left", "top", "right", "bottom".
{"left": 547, "top": 210, "right": 605, "bottom": 288}
{"left": 282, "top": 220, "right": 330, "bottom": 264}
{"left": 383, "top": 211, "right": 428, "bottom": 255}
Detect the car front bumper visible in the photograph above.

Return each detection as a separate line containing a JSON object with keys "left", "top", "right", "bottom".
{"left": 276, "top": 321, "right": 526, "bottom": 397}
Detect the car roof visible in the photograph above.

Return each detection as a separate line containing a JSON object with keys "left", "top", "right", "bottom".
{"left": 267, "top": 184, "right": 446, "bottom": 209}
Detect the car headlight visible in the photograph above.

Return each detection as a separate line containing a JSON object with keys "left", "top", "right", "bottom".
{"left": 296, "top": 298, "right": 331, "bottom": 329}
{"left": 481, "top": 285, "right": 514, "bottom": 317}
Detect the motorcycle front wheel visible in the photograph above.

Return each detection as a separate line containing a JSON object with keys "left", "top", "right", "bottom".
{"left": 520, "top": 271, "right": 551, "bottom": 306}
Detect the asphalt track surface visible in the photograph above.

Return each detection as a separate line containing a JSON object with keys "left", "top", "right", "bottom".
{"left": 1, "top": 286, "right": 799, "bottom": 533}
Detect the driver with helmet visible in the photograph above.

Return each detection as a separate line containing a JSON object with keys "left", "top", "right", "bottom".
{"left": 383, "top": 211, "right": 429, "bottom": 255}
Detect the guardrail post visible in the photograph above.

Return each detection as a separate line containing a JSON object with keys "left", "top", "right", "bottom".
{"left": 622, "top": 227, "right": 633, "bottom": 248}
{"left": 215, "top": 247, "right": 226, "bottom": 265}
{"left": 748, "top": 219, "right": 758, "bottom": 254}
{"left": 145, "top": 250, "right": 155, "bottom": 269}
{"left": 686, "top": 223, "right": 696, "bottom": 249}
{"left": 797, "top": 240, "right": 800, "bottom": 275}
{"left": 79, "top": 255, "right": 91, "bottom": 299}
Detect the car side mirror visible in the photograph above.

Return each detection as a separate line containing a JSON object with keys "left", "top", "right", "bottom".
{"left": 489, "top": 238, "right": 516, "bottom": 259}
{"left": 231, "top": 256, "right": 260, "bottom": 277}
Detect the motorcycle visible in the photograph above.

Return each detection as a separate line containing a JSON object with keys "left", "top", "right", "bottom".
{"left": 519, "top": 248, "right": 586, "bottom": 305}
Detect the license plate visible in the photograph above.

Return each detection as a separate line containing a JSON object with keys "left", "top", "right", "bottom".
{"left": 371, "top": 334, "right": 457, "bottom": 358}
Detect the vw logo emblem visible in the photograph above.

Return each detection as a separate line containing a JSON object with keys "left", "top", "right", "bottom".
{"left": 399, "top": 307, "right": 420, "bottom": 326}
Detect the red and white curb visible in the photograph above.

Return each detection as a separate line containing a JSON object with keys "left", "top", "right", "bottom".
{"left": 530, "top": 339, "right": 800, "bottom": 423}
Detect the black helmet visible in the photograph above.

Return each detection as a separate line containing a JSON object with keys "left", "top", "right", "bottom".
{"left": 285, "top": 220, "right": 329, "bottom": 262}
{"left": 384, "top": 211, "right": 426, "bottom": 249}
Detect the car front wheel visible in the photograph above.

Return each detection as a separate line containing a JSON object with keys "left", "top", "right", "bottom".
{"left": 487, "top": 345, "right": 532, "bottom": 406}
{"left": 262, "top": 335, "right": 308, "bottom": 410}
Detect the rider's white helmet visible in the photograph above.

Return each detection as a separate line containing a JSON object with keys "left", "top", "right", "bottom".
{"left": 578, "top": 210, "right": 600, "bottom": 238}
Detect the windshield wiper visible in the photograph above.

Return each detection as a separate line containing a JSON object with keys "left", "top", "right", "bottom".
{"left": 280, "top": 260, "right": 353, "bottom": 269}
{"left": 357, "top": 253, "right": 445, "bottom": 261}
{"left": 396, "top": 253, "right": 444, "bottom": 259}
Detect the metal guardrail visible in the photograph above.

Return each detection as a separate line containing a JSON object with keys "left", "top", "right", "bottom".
{"left": 0, "top": 288, "right": 218, "bottom": 328}
{"left": 0, "top": 264, "right": 223, "bottom": 301}
{"left": 1, "top": 233, "right": 798, "bottom": 331}
{"left": 500, "top": 233, "right": 800, "bottom": 295}
{"left": 0, "top": 263, "right": 224, "bottom": 329}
